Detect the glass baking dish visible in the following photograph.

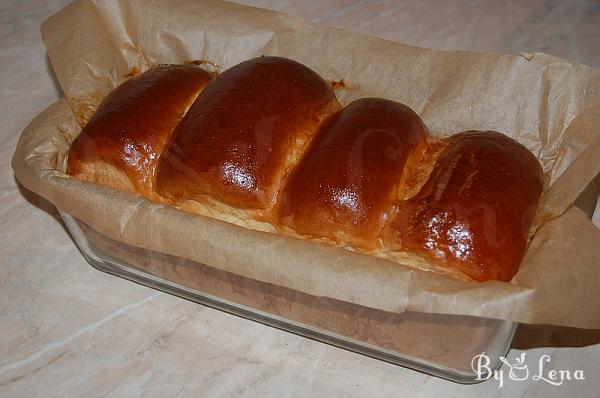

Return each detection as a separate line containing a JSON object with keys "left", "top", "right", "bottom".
{"left": 60, "top": 211, "right": 516, "bottom": 384}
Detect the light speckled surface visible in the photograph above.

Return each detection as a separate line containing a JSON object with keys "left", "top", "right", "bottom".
{"left": 1, "top": 0, "right": 599, "bottom": 396}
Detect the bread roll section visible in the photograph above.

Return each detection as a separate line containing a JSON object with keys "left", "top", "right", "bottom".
{"left": 382, "top": 131, "right": 544, "bottom": 282}
{"left": 155, "top": 56, "right": 341, "bottom": 219}
{"left": 67, "top": 65, "right": 212, "bottom": 199}
{"left": 66, "top": 56, "right": 545, "bottom": 282}
{"left": 277, "top": 98, "right": 428, "bottom": 250}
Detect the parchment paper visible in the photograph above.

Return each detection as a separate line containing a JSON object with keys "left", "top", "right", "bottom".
{"left": 12, "top": 0, "right": 600, "bottom": 328}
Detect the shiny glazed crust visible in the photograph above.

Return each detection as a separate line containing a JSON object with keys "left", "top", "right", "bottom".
{"left": 277, "top": 98, "right": 429, "bottom": 251}
{"left": 66, "top": 57, "right": 544, "bottom": 282}
{"left": 382, "top": 131, "right": 544, "bottom": 281}
{"left": 155, "top": 56, "right": 341, "bottom": 213}
{"left": 66, "top": 65, "right": 213, "bottom": 200}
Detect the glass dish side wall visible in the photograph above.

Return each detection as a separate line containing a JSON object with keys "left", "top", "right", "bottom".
{"left": 60, "top": 212, "right": 516, "bottom": 384}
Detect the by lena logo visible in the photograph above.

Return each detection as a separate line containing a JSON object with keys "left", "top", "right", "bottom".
{"left": 471, "top": 352, "right": 585, "bottom": 387}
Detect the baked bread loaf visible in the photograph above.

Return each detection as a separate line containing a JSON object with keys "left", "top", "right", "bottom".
{"left": 66, "top": 56, "right": 544, "bottom": 282}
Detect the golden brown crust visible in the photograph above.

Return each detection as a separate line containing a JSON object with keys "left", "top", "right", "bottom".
{"left": 382, "top": 131, "right": 544, "bottom": 282}
{"left": 66, "top": 57, "right": 545, "bottom": 283}
{"left": 155, "top": 56, "right": 341, "bottom": 212}
{"left": 276, "top": 98, "right": 428, "bottom": 251}
{"left": 66, "top": 65, "right": 213, "bottom": 199}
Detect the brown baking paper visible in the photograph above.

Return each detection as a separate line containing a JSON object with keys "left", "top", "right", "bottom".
{"left": 12, "top": 0, "right": 600, "bottom": 328}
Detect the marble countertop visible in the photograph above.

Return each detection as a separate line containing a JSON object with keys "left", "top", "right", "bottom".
{"left": 1, "top": 0, "right": 599, "bottom": 396}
